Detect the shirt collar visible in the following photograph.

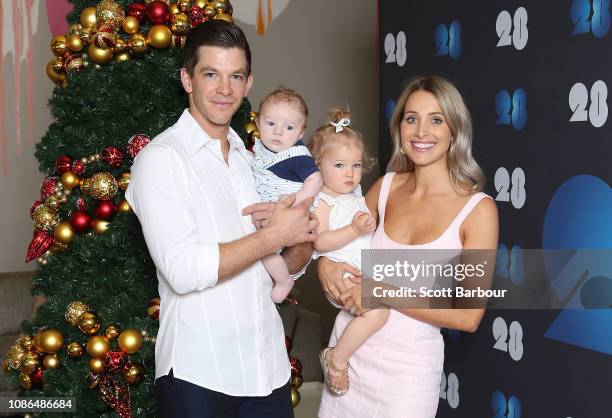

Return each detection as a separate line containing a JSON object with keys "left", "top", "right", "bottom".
{"left": 176, "top": 109, "right": 246, "bottom": 157}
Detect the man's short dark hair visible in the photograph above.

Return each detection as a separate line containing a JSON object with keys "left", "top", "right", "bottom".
{"left": 183, "top": 20, "right": 252, "bottom": 76}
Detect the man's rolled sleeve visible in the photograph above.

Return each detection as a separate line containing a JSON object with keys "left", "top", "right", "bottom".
{"left": 126, "top": 144, "right": 219, "bottom": 294}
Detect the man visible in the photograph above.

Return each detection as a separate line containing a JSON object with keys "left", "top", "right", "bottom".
{"left": 126, "top": 20, "right": 316, "bottom": 417}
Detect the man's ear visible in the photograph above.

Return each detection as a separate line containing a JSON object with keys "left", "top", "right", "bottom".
{"left": 244, "top": 73, "right": 254, "bottom": 97}
{"left": 180, "top": 68, "right": 193, "bottom": 94}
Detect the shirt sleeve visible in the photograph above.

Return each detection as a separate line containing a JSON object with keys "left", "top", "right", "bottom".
{"left": 268, "top": 155, "right": 319, "bottom": 182}
{"left": 125, "top": 144, "right": 220, "bottom": 294}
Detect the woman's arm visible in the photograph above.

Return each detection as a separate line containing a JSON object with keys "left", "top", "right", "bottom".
{"left": 364, "top": 176, "right": 384, "bottom": 223}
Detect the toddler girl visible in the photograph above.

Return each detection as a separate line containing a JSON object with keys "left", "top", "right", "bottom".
{"left": 310, "top": 107, "right": 389, "bottom": 396}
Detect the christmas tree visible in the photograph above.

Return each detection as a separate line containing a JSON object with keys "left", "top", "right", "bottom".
{"left": 0, "top": 1, "right": 299, "bottom": 417}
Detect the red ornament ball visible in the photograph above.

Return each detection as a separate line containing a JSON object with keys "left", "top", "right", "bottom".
{"left": 289, "top": 357, "right": 302, "bottom": 376}
{"left": 55, "top": 155, "right": 73, "bottom": 174}
{"left": 103, "top": 350, "right": 128, "bottom": 374}
{"left": 31, "top": 367, "right": 44, "bottom": 388}
{"left": 146, "top": 1, "right": 171, "bottom": 25}
{"left": 147, "top": 297, "right": 160, "bottom": 320}
{"left": 69, "top": 210, "right": 92, "bottom": 233}
{"left": 188, "top": 5, "right": 207, "bottom": 27}
{"left": 101, "top": 146, "right": 124, "bottom": 168}
{"left": 127, "top": 134, "right": 151, "bottom": 158}
{"left": 72, "top": 160, "right": 86, "bottom": 175}
{"left": 30, "top": 200, "right": 43, "bottom": 217}
{"left": 94, "top": 201, "right": 116, "bottom": 220}
{"left": 76, "top": 197, "right": 87, "bottom": 211}
{"left": 40, "top": 177, "right": 58, "bottom": 199}
{"left": 127, "top": 2, "right": 147, "bottom": 23}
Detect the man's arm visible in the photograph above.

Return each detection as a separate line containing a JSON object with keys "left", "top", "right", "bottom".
{"left": 218, "top": 195, "right": 317, "bottom": 280}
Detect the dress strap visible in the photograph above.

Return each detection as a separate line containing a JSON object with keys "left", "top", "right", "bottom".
{"left": 377, "top": 172, "right": 396, "bottom": 224}
{"left": 447, "top": 192, "right": 492, "bottom": 232}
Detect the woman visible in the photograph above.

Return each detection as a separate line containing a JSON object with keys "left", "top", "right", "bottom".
{"left": 317, "top": 76, "right": 499, "bottom": 418}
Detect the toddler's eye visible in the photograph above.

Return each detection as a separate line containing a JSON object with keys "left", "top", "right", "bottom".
{"left": 354, "top": 163, "right": 362, "bottom": 169}
{"left": 287, "top": 125, "right": 294, "bottom": 131}
{"left": 334, "top": 163, "right": 344, "bottom": 168}
{"left": 266, "top": 121, "right": 275, "bottom": 127}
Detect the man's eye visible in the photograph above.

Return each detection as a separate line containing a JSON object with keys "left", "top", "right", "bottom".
{"left": 204, "top": 73, "right": 215, "bottom": 78}
{"left": 232, "top": 74, "right": 244, "bottom": 80}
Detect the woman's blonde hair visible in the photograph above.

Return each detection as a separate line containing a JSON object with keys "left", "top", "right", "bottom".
{"left": 387, "top": 75, "right": 484, "bottom": 193}
{"left": 309, "top": 106, "right": 376, "bottom": 173}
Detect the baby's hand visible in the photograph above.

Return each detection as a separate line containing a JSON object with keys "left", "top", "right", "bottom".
{"left": 351, "top": 211, "right": 376, "bottom": 235}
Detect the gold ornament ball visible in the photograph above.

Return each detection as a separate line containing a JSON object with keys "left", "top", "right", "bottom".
{"left": 19, "top": 373, "right": 33, "bottom": 390}
{"left": 78, "top": 312, "right": 101, "bottom": 335}
{"left": 291, "top": 386, "right": 301, "bottom": 407}
{"left": 123, "top": 362, "right": 145, "bottom": 384}
{"left": 68, "top": 23, "right": 82, "bottom": 37}
{"left": 34, "top": 329, "right": 64, "bottom": 353}
{"left": 65, "top": 301, "right": 91, "bottom": 326}
{"left": 148, "top": 25, "right": 172, "bottom": 49}
{"left": 7, "top": 344, "right": 26, "bottom": 370}
{"left": 129, "top": 33, "right": 149, "bottom": 54}
{"left": 118, "top": 329, "right": 143, "bottom": 354}
{"left": 45, "top": 195, "right": 61, "bottom": 212}
{"left": 54, "top": 222, "right": 74, "bottom": 245}
{"left": 105, "top": 324, "right": 121, "bottom": 340}
{"left": 212, "top": 0, "right": 229, "bottom": 13}
{"left": 169, "top": 3, "right": 180, "bottom": 15}
{"left": 43, "top": 353, "right": 61, "bottom": 370}
{"left": 67, "top": 341, "right": 84, "bottom": 357}
{"left": 67, "top": 34, "right": 84, "bottom": 52}
{"left": 88, "top": 44, "right": 113, "bottom": 65}
{"left": 96, "top": 0, "right": 125, "bottom": 29}
{"left": 117, "top": 200, "right": 132, "bottom": 213}
{"left": 249, "top": 111, "right": 257, "bottom": 121}
{"left": 80, "top": 7, "right": 98, "bottom": 29}
{"left": 114, "top": 37, "right": 128, "bottom": 53}
{"left": 92, "top": 219, "right": 110, "bottom": 234}
{"left": 20, "top": 335, "right": 35, "bottom": 351}
{"left": 171, "top": 34, "right": 186, "bottom": 48}
{"left": 244, "top": 121, "right": 257, "bottom": 135}
{"left": 86, "top": 335, "right": 110, "bottom": 358}
{"left": 213, "top": 12, "right": 233, "bottom": 23}
{"left": 171, "top": 13, "right": 190, "bottom": 35}
{"left": 203, "top": 4, "right": 216, "bottom": 18}
{"left": 291, "top": 374, "right": 303, "bottom": 389}
{"left": 250, "top": 129, "right": 260, "bottom": 141}
{"left": 122, "top": 16, "right": 140, "bottom": 35}
{"left": 50, "top": 35, "right": 68, "bottom": 56}
{"left": 32, "top": 204, "right": 60, "bottom": 230}
{"left": 118, "top": 172, "right": 131, "bottom": 190}
{"left": 195, "top": 0, "right": 208, "bottom": 8}
{"left": 51, "top": 57, "right": 64, "bottom": 74}
{"left": 65, "top": 55, "right": 85, "bottom": 72}
{"left": 60, "top": 170, "right": 79, "bottom": 190}
{"left": 51, "top": 241, "right": 69, "bottom": 254}
{"left": 88, "top": 357, "right": 105, "bottom": 373}
{"left": 2, "top": 359, "right": 10, "bottom": 373}
{"left": 115, "top": 51, "right": 132, "bottom": 62}
{"left": 177, "top": 0, "right": 191, "bottom": 12}
{"left": 20, "top": 352, "right": 39, "bottom": 374}
{"left": 89, "top": 172, "right": 118, "bottom": 200}
{"left": 80, "top": 28, "right": 93, "bottom": 45}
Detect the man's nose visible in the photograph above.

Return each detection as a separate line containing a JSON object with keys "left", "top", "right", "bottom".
{"left": 217, "top": 77, "right": 232, "bottom": 95}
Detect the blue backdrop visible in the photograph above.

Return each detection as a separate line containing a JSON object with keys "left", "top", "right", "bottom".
{"left": 379, "top": 1, "right": 611, "bottom": 417}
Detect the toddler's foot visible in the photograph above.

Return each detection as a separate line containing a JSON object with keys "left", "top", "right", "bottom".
{"left": 319, "top": 347, "right": 349, "bottom": 396}
{"left": 271, "top": 278, "right": 294, "bottom": 303}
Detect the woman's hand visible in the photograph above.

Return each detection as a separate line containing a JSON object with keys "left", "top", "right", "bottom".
{"left": 317, "top": 257, "right": 361, "bottom": 305}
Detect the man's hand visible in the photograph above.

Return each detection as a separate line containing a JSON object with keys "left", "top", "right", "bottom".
{"left": 242, "top": 201, "right": 275, "bottom": 229}
{"left": 317, "top": 257, "right": 361, "bottom": 305}
{"left": 266, "top": 194, "right": 318, "bottom": 249}
{"left": 350, "top": 211, "right": 376, "bottom": 236}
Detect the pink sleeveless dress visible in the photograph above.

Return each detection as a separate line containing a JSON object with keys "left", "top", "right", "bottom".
{"left": 318, "top": 172, "right": 491, "bottom": 418}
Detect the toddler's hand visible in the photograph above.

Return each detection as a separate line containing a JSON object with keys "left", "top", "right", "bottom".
{"left": 350, "top": 211, "right": 376, "bottom": 235}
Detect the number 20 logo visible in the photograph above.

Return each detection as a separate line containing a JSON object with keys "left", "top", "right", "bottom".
{"left": 569, "top": 80, "right": 608, "bottom": 127}
{"left": 571, "top": 0, "right": 611, "bottom": 37}
{"left": 496, "top": 7, "right": 528, "bottom": 50}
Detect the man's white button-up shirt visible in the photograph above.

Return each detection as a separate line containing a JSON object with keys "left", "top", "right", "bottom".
{"left": 126, "top": 109, "right": 290, "bottom": 396}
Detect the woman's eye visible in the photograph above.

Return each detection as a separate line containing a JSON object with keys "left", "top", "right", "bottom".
{"left": 406, "top": 116, "right": 416, "bottom": 123}
{"left": 432, "top": 117, "right": 443, "bottom": 125}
